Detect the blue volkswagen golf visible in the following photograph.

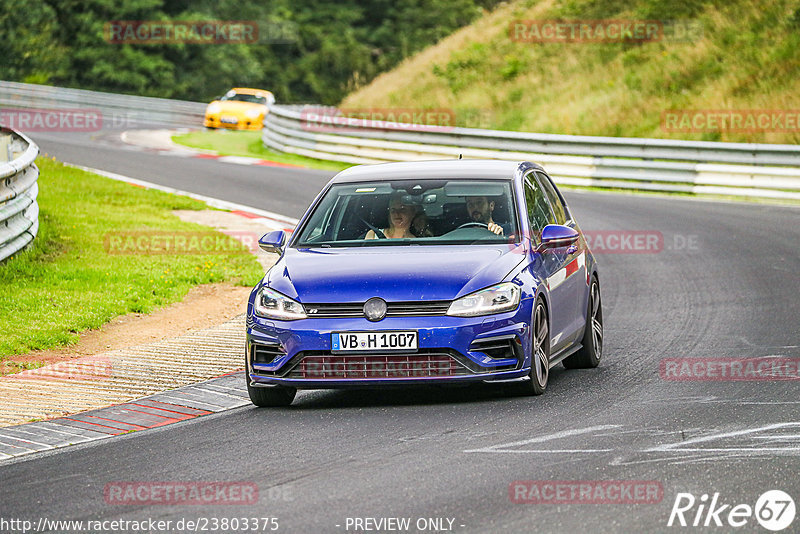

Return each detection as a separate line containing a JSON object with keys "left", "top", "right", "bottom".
{"left": 245, "top": 160, "right": 602, "bottom": 406}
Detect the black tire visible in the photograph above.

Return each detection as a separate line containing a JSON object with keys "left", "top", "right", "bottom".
{"left": 245, "top": 365, "right": 296, "bottom": 407}
{"left": 563, "top": 276, "right": 603, "bottom": 369}
{"left": 521, "top": 297, "right": 550, "bottom": 395}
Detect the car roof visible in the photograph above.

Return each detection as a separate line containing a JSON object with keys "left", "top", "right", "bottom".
{"left": 230, "top": 87, "right": 272, "bottom": 95}
{"left": 330, "top": 160, "right": 543, "bottom": 184}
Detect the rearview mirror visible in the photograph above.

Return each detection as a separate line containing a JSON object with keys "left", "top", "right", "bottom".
{"left": 259, "top": 230, "right": 286, "bottom": 254}
{"left": 538, "top": 224, "right": 579, "bottom": 249}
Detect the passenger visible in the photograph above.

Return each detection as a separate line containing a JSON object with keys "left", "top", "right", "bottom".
{"left": 465, "top": 196, "right": 505, "bottom": 235}
{"left": 365, "top": 194, "right": 418, "bottom": 239}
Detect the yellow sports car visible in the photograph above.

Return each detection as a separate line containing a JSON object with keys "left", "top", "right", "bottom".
{"left": 203, "top": 88, "right": 275, "bottom": 130}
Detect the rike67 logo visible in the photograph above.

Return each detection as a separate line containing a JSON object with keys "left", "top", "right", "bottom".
{"left": 668, "top": 490, "right": 796, "bottom": 531}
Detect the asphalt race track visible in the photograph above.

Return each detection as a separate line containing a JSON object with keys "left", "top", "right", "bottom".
{"left": 32, "top": 129, "right": 333, "bottom": 218}
{"left": 1, "top": 129, "right": 799, "bottom": 533}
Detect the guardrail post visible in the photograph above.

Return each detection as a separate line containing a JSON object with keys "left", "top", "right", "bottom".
{"left": 0, "top": 134, "right": 10, "bottom": 163}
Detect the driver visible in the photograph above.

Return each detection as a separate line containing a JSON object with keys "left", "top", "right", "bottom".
{"left": 466, "top": 196, "right": 505, "bottom": 235}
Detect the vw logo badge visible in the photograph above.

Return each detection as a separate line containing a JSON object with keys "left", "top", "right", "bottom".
{"left": 364, "top": 297, "right": 387, "bottom": 322}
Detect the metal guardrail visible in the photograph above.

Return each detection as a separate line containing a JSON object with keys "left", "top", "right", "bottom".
{"left": 0, "top": 81, "right": 208, "bottom": 263}
{"left": 0, "top": 80, "right": 207, "bottom": 128}
{"left": 263, "top": 105, "right": 800, "bottom": 200}
{"left": 0, "top": 127, "right": 39, "bottom": 262}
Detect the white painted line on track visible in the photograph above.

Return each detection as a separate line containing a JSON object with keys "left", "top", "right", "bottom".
{"left": 192, "top": 386, "right": 251, "bottom": 401}
{"left": 467, "top": 449, "right": 615, "bottom": 454}
{"left": 65, "top": 163, "right": 299, "bottom": 227}
{"left": 216, "top": 156, "right": 262, "bottom": 165}
{"left": 645, "top": 422, "right": 800, "bottom": 453}
{"left": 463, "top": 424, "right": 620, "bottom": 453}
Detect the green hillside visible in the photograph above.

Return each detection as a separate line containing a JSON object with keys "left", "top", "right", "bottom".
{"left": 341, "top": 0, "right": 800, "bottom": 144}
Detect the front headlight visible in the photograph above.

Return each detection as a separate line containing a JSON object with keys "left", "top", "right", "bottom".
{"left": 253, "top": 287, "right": 307, "bottom": 320}
{"left": 206, "top": 103, "right": 221, "bottom": 115}
{"left": 446, "top": 282, "right": 521, "bottom": 317}
{"left": 244, "top": 108, "right": 262, "bottom": 119}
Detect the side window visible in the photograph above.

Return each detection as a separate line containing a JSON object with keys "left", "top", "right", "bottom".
{"left": 536, "top": 172, "right": 567, "bottom": 225}
{"left": 305, "top": 194, "right": 344, "bottom": 241}
{"left": 524, "top": 175, "right": 555, "bottom": 241}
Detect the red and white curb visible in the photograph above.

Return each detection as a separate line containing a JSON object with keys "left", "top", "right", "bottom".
{"left": 191, "top": 153, "right": 303, "bottom": 168}
{"left": 0, "top": 166, "right": 297, "bottom": 463}
{"left": 0, "top": 372, "right": 250, "bottom": 462}
{"left": 119, "top": 128, "right": 304, "bottom": 169}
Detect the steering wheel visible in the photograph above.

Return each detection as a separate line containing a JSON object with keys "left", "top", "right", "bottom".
{"left": 454, "top": 222, "right": 489, "bottom": 230}
{"left": 360, "top": 218, "right": 387, "bottom": 239}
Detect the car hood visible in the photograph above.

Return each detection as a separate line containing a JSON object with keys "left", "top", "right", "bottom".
{"left": 210, "top": 101, "right": 265, "bottom": 114}
{"left": 265, "top": 245, "right": 525, "bottom": 303}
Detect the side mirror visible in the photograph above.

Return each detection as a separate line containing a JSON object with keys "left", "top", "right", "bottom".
{"left": 259, "top": 230, "right": 286, "bottom": 254}
{"left": 538, "top": 224, "right": 579, "bottom": 250}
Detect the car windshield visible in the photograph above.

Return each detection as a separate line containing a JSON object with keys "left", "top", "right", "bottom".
{"left": 222, "top": 93, "right": 267, "bottom": 105}
{"left": 293, "top": 179, "right": 520, "bottom": 248}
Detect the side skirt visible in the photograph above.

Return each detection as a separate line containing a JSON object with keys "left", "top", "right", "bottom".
{"left": 548, "top": 343, "right": 582, "bottom": 369}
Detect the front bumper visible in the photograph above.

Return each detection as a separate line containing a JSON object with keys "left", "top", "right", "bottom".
{"left": 246, "top": 302, "right": 533, "bottom": 389}
{"left": 203, "top": 115, "right": 263, "bottom": 130}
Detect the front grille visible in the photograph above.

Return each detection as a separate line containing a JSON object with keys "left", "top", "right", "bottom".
{"left": 304, "top": 300, "right": 451, "bottom": 319}
{"left": 251, "top": 342, "right": 284, "bottom": 364}
{"left": 286, "top": 353, "right": 468, "bottom": 379}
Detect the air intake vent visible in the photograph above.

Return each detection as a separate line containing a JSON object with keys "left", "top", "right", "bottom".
{"left": 469, "top": 335, "right": 522, "bottom": 360}
{"left": 286, "top": 353, "right": 469, "bottom": 379}
{"left": 251, "top": 342, "right": 284, "bottom": 364}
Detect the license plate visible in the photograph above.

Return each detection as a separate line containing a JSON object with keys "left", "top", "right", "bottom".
{"left": 331, "top": 331, "right": 417, "bottom": 352}
{"left": 220, "top": 115, "right": 238, "bottom": 124}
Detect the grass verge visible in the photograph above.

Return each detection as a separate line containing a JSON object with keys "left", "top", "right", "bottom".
{"left": 172, "top": 129, "right": 350, "bottom": 172}
{"left": 0, "top": 157, "right": 264, "bottom": 360}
